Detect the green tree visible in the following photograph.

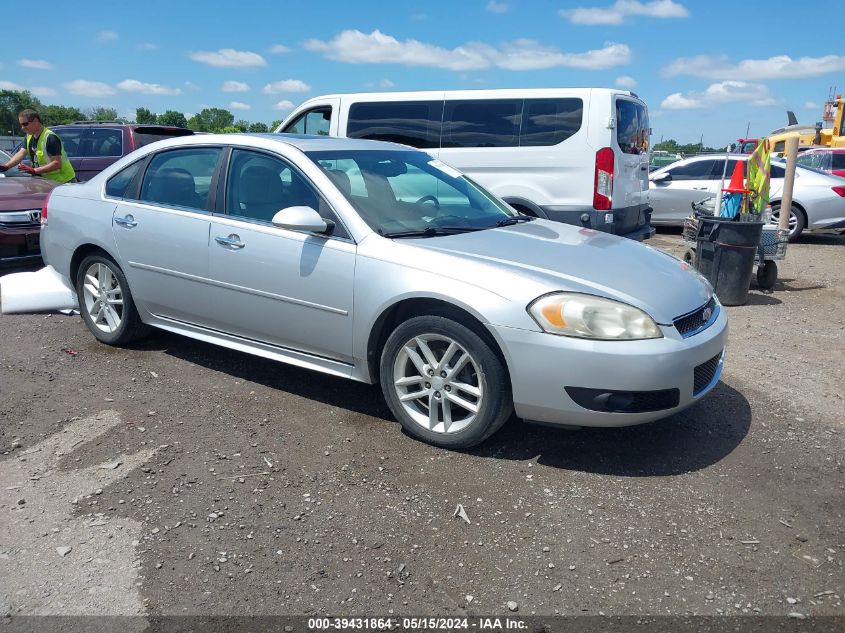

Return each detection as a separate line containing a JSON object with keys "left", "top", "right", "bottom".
{"left": 248, "top": 122, "right": 269, "bottom": 133}
{"left": 135, "top": 107, "right": 157, "bottom": 124}
{"left": 188, "top": 108, "right": 234, "bottom": 132}
{"left": 85, "top": 106, "right": 119, "bottom": 121}
{"left": 233, "top": 119, "right": 249, "bottom": 132}
{"left": 0, "top": 89, "right": 42, "bottom": 135}
{"left": 270, "top": 119, "right": 282, "bottom": 131}
{"left": 40, "top": 105, "right": 85, "bottom": 126}
{"left": 157, "top": 110, "right": 188, "bottom": 128}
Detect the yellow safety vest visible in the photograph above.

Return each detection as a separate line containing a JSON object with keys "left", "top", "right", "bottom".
{"left": 26, "top": 128, "right": 76, "bottom": 184}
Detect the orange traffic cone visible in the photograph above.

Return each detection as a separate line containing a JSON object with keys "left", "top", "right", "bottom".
{"left": 722, "top": 160, "right": 749, "bottom": 193}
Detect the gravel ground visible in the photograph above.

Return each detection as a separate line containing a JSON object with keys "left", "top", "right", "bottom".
{"left": 0, "top": 230, "right": 842, "bottom": 626}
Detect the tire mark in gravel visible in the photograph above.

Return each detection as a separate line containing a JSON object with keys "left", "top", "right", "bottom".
{"left": 1, "top": 410, "right": 157, "bottom": 617}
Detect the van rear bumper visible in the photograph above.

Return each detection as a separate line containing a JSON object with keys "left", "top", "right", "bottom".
{"left": 541, "top": 203, "right": 655, "bottom": 241}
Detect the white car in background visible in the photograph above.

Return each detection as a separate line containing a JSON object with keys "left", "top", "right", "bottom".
{"left": 649, "top": 154, "right": 845, "bottom": 241}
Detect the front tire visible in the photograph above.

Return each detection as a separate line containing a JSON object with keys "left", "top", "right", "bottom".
{"left": 76, "top": 253, "right": 149, "bottom": 345}
{"left": 379, "top": 316, "right": 512, "bottom": 448}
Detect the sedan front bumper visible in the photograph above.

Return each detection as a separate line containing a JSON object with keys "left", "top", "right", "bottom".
{"left": 489, "top": 307, "right": 729, "bottom": 427}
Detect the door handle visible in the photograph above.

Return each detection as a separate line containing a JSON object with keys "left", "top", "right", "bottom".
{"left": 114, "top": 215, "right": 137, "bottom": 228}
{"left": 215, "top": 234, "right": 245, "bottom": 249}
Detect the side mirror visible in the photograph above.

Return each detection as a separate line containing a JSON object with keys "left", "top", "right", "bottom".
{"left": 271, "top": 206, "right": 328, "bottom": 233}
{"left": 650, "top": 172, "right": 671, "bottom": 183}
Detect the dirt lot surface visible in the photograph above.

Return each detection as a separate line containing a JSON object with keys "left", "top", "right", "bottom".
{"left": 1, "top": 230, "right": 843, "bottom": 628}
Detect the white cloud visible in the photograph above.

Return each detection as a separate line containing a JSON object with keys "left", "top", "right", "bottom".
{"left": 0, "top": 81, "right": 23, "bottom": 90}
{"left": 138, "top": 43, "right": 158, "bottom": 50}
{"left": 486, "top": 1, "right": 509, "bottom": 13}
{"left": 269, "top": 44, "right": 290, "bottom": 54}
{"left": 98, "top": 30, "right": 118, "bottom": 41}
{"left": 189, "top": 49, "right": 266, "bottom": 68}
{"left": 803, "top": 101, "right": 818, "bottom": 110}
{"left": 229, "top": 101, "right": 251, "bottom": 110}
{"left": 63, "top": 80, "right": 116, "bottom": 97}
{"left": 274, "top": 100, "right": 296, "bottom": 111}
{"left": 18, "top": 59, "right": 53, "bottom": 70}
{"left": 661, "top": 81, "right": 777, "bottom": 110}
{"left": 262, "top": 79, "right": 311, "bottom": 94}
{"left": 662, "top": 54, "right": 845, "bottom": 80}
{"left": 31, "top": 87, "right": 57, "bottom": 97}
{"left": 117, "top": 79, "right": 181, "bottom": 95}
{"left": 304, "top": 30, "right": 630, "bottom": 71}
{"left": 561, "top": 0, "right": 688, "bottom": 25}
{"left": 222, "top": 81, "right": 250, "bottom": 92}
{"left": 615, "top": 75, "right": 637, "bottom": 88}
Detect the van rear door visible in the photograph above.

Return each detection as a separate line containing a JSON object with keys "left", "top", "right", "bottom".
{"left": 613, "top": 96, "right": 651, "bottom": 237}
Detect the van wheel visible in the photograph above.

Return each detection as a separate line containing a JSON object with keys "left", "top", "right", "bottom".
{"left": 76, "top": 254, "right": 149, "bottom": 345}
{"left": 380, "top": 316, "right": 512, "bottom": 449}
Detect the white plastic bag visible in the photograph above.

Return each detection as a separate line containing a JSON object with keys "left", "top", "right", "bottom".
{"left": 0, "top": 266, "right": 78, "bottom": 314}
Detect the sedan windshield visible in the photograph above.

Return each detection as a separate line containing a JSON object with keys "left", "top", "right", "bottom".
{"left": 305, "top": 150, "right": 523, "bottom": 236}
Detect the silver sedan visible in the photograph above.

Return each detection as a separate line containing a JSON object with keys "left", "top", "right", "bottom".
{"left": 41, "top": 134, "right": 728, "bottom": 448}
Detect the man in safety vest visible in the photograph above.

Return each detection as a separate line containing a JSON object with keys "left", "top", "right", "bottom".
{"left": 0, "top": 109, "right": 76, "bottom": 183}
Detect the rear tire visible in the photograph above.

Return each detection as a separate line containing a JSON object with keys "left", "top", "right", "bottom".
{"left": 76, "top": 253, "right": 149, "bottom": 345}
{"left": 770, "top": 204, "right": 805, "bottom": 242}
{"left": 379, "top": 315, "right": 512, "bottom": 448}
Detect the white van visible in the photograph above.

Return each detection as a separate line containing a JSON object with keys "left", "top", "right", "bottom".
{"left": 276, "top": 88, "right": 654, "bottom": 240}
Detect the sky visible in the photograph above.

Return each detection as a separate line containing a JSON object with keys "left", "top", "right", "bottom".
{"left": 1, "top": 0, "right": 842, "bottom": 146}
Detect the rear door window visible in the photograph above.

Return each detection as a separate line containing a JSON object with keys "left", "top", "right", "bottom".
{"left": 51, "top": 127, "right": 87, "bottom": 158}
{"left": 105, "top": 160, "right": 144, "bottom": 198}
{"left": 520, "top": 98, "right": 583, "bottom": 146}
{"left": 140, "top": 147, "right": 221, "bottom": 211}
{"left": 442, "top": 99, "right": 521, "bottom": 148}
{"left": 87, "top": 128, "right": 123, "bottom": 157}
{"left": 615, "top": 99, "right": 649, "bottom": 155}
{"left": 347, "top": 101, "right": 442, "bottom": 148}
{"left": 831, "top": 154, "right": 845, "bottom": 170}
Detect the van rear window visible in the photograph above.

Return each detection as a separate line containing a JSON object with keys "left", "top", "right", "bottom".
{"left": 134, "top": 127, "right": 194, "bottom": 148}
{"left": 347, "top": 101, "right": 442, "bottom": 148}
{"left": 615, "top": 99, "right": 649, "bottom": 155}
{"left": 521, "top": 99, "right": 583, "bottom": 146}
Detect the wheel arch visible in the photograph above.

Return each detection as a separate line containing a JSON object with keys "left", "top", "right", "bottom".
{"left": 770, "top": 197, "right": 808, "bottom": 222}
{"left": 501, "top": 197, "right": 549, "bottom": 219}
{"left": 365, "top": 297, "right": 511, "bottom": 385}
{"left": 70, "top": 244, "right": 119, "bottom": 287}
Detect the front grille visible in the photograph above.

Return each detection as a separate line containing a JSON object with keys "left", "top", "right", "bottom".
{"left": 693, "top": 353, "right": 722, "bottom": 395}
{"left": 674, "top": 297, "right": 717, "bottom": 337}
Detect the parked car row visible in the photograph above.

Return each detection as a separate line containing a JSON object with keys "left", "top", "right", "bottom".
{"left": 35, "top": 133, "right": 727, "bottom": 449}
{"left": 648, "top": 154, "right": 845, "bottom": 241}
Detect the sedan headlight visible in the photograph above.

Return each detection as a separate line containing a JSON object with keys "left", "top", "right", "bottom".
{"left": 528, "top": 292, "right": 662, "bottom": 340}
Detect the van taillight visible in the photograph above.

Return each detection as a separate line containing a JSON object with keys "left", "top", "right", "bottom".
{"left": 593, "top": 147, "right": 614, "bottom": 210}
{"left": 41, "top": 191, "right": 51, "bottom": 226}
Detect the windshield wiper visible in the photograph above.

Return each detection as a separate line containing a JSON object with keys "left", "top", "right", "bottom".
{"left": 496, "top": 214, "right": 536, "bottom": 227}
{"left": 380, "top": 226, "right": 485, "bottom": 239}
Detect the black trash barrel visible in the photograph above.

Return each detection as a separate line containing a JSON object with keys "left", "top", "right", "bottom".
{"left": 694, "top": 217, "right": 764, "bottom": 306}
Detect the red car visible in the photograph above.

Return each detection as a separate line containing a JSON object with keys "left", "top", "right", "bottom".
{"left": 50, "top": 122, "right": 194, "bottom": 181}
{"left": 0, "top": 176, "right": 58, "bottom": 266}
{"left": 797, "top": 147, "right": 845, "bottom": 178}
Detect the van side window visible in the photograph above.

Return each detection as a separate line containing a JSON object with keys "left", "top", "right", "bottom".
{"left": 521, "top": 99, "right": 583, "bottom": 146}
{"left": 347, "top": 101, "right": 442, "bottom": 148}
{"left": 443, "top": 100, "right": 521, "bottom": 148}
{"left": 283, "top": 107, "right": 332, "bottom": 135}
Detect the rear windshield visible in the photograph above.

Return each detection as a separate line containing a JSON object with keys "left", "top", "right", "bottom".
{"left": 133, "top": 127, "right": 194, "bottom": 147}
{"left": 615, "top": 98, "right": 649, "bottom": 155}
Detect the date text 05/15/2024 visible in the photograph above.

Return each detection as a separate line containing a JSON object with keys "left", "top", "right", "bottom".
{"left": 307, "top": 617, "right": 528, "bottom": 630}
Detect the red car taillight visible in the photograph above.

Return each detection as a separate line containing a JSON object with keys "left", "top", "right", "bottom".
{"left": 593, "top": 147, "right": 614, "bottom": 210}
{"left": 832, "top": 186, "right": 845, "bottom": 197}
{"left": 41, "top": 191, "right": 52, "bottom": 226}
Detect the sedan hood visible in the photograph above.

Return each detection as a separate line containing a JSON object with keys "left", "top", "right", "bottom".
{"left": 0, "top": 177, "right": 59, "bottom": 211}
{"left": 403, "top": 220, "right": 712, "bottom": 325}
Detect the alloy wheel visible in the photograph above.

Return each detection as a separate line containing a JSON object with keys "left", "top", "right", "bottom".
{"left": 392, "top": 334, "right": 483, "bottom": 435}
{"left": 81, "top": 262, "right": 125, "bottom": 334}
